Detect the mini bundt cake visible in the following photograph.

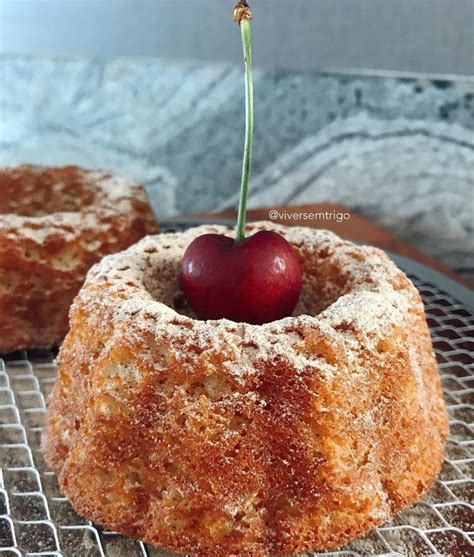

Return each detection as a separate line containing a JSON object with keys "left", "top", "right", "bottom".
{"left": 43, "top": 223, "right": 448, "bottom": 556}
{"left": 0, "top": 164, "right": 158, "bottom": 353}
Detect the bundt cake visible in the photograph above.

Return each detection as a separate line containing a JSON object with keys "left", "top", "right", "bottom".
{"left": 43, "top": 222, "right": 448, "bottom": 556}
{"left": 0, "top": 164, "right": 158, "bottom": 353}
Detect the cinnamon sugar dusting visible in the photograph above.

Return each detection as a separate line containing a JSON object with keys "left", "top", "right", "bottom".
{"left": 84, "top": 222, "right": 417, "bottom": 381}
{"left": 0, "top": 165, "right": 150, "bottom": 244}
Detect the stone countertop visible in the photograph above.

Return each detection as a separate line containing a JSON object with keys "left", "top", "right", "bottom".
{"left": 1, "top": 56, "right": 473, "bottom": 281}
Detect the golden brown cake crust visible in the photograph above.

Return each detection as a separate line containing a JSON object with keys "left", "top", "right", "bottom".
{"left": 43, "top": 223, "right": 448, "bottom": 556}
{"left": 0, "top": 164, "right": 158, "bottom": 353}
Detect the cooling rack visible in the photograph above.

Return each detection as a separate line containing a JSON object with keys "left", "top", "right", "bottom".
{"left": 0, "top": 223, "right": 472, "bottom": 556}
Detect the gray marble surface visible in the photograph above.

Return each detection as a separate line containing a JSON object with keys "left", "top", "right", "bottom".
{"left": 1, "top": 56, "right": 473, "bottom": 281}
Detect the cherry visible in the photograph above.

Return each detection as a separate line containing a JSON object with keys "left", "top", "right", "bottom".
{"left": 180, "top": 230, "right": 302, "bottom": 324}
{"left": 180, "top": 3, "right": 302, "bottom": 324}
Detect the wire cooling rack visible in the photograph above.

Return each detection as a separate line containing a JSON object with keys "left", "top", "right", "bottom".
{"left": 0, "top": 228, "right": 473, "bottom": 556}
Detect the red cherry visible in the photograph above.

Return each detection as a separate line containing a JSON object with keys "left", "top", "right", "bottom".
{"left": 180, "top": 230, "right": 302, "bottom": 324}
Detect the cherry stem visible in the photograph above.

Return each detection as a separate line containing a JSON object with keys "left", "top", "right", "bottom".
{"left": 234, "top": 2, "right": 253, "bottom": 244}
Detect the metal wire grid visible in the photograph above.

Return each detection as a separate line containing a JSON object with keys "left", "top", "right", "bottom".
{"left": 0, "top": 278, "right": 472, "bottom": 557}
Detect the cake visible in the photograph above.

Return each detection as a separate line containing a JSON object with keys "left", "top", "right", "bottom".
{"left": 43, "top": 222, "right": 448, "bottom": 556}
{"left": 0, "top": 164, "right": 158, "bottom": 353}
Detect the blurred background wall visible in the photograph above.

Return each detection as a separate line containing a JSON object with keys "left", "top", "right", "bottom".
{"left": 1, "top": 0, "right": 473, "bottom": 76}
{"left": 1, "top": 0, "right": 473, "bottom": 280}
